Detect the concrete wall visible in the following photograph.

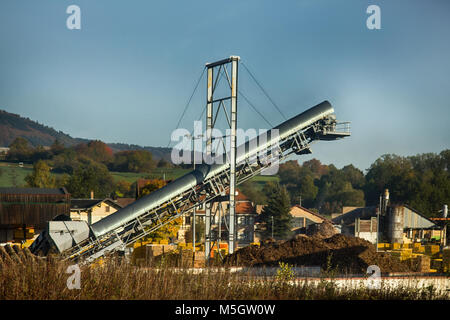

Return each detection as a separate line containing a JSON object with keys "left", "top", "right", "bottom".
{"left": 355, "top": 231, "right": 378, "bottom": 244}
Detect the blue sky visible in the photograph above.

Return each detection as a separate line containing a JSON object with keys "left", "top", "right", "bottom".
{"left": 0, "top": 0, "right": 449, "bottom": 171}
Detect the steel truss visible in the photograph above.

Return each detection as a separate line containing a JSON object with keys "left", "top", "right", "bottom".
{"left": 64, "top": 116, "right": 347, "bottom": 264}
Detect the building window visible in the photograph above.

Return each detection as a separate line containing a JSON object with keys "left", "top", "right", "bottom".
{"left": 105, "top": 206, "right": 110, "bottom": 213}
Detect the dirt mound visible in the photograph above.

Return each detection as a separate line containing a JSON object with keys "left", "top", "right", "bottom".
{"left": 223, "top": 233, "right": 412, "bottom": 273}
{"left": 305, "top": 220, "right": 337, "bottom": 239}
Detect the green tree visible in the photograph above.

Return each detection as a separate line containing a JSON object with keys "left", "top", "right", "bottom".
{"left": 66, "top": 160, "right": 114, "bottom": 198}
{"left": 25, "top": 160, "right": 56, "bottom": 188}
{"left": 278, "top": 160, "right": 319, "bottom": 207}
{"left": 315, "top": 165, "right": 366, "bottom": 214}
{"left": 114, "top": 180, "right": 133, "bottom": 198}
{"left": 302, "top": 158, "right": 329, "bottom": 178}
{"left": 239, "top": 181, "right": 268, "bottom": 205}
{"left": 341, "top": 164, "right": 365, "bottom": 189}
{"left": 50, "top": 148, "right": 80, "bottom": 174}
{"left": 74, "top": 140, "right": 113, "bottom": 164}
{"left": 7, "top": 137, "right": 33, "bottom": 161}
{"left": 111, "top": 150, "right": 155, "bottom": 173}
{"left": 157, "top": 158, "right": 172, "bottom": 168}
{"left": 259, "top": 183, "right": 292, "bottom": 239}
{"left": 297, "top": 173, "right": 318, "bottom": 207}
{"left": 364, "top": 151, "right": 449, "bottom": 216}
{"left": 364, "top": 154, "right": 416, "bottom": 206}
{"left": 50, "top": 139, "right": 65, "bottom": 156}
{"left": 138, "top": 179, "right": 167, "bottom": 198}
{"left": 30, "top": 145, "right": 51, "bottom": 162}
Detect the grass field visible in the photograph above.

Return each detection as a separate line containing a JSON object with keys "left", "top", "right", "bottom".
{"left": 0, "top": 162, "right": 35, "bottom": 187}
{"left": 249, "top": 175, "right": 279, "bottom": 191}
{"left": 1, "top": 254, "right": 448, "bottom": 300}
{"left": 0, "top": 162, "right": 278, "bottom": 188}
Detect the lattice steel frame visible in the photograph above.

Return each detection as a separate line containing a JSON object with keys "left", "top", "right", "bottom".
{"left": 63, "top": 116, "right": 346, "bottom": 264}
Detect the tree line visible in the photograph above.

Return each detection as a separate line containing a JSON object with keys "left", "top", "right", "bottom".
{"left": 6, "top": 137, "right": 449, "bottom": 220}
{"left": 242, "top": 149, "right": 449, "bottom": 220}
{"left": 6, "top": 137, "right": 173, "bottom": 198}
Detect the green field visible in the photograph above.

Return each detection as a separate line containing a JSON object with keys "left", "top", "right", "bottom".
{"left": 249, "top": 174, "right": 279, "bottom": 191}
{"left": 0, "top": 162, "right": 278, "bottom": 188}
{"left": 0, "top": 162, "right": 35, "bottom": 187}
{"left": 110, "top": 168, "right": 191, "bottom": 183}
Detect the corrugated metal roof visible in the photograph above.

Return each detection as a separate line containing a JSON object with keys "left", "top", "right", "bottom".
{"left": 331, "top": 204, "right": 438, "bottom": 229}
{"left": 0, "top": 187, "right": 68, "bottom": 195}
{"left": 331, "top": 206, "right": 377, "bottom": 224}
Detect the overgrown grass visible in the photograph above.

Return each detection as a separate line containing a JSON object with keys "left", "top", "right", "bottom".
{"left": 0, "top": 256, "right": 448, "bottom": 300}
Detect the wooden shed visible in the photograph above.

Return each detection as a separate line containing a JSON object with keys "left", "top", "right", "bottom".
{"left": 0, "top": 187, "right": 70, "bottom": 243}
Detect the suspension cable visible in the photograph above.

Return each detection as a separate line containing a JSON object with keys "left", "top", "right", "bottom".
{"left": 166, "top": 67, "right": 206, "bottom": 147}
{"left": 238, "top": 90, "right": 273, "bottom": 127}
{"left": 241, "top": 61, "right": 287, "bottom": 120}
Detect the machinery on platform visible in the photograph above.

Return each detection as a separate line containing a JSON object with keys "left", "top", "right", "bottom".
{"left": 30, "top": 100, "right": 350, "bottom": 264}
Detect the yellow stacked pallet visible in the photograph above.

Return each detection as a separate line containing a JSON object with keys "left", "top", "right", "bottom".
{"left": 402, "top": 243, "right": 412, "bottom": 249}
{"left": 159, "top": 239, "right": 169, "bottom": 245}
{"left": 13, "top": 228, "right": 34, "bottom": 240}
{"left": 413, "top": 244, "right": 425, "bottom": 253}
{"left": 133, "top": 240, "right": 151, "bottom": 249}
{"left": 443, "top": 248, "right": 450, "bottom": 272}
{"left": 431, "top": 259, "right": 443, "bottom": 272}
{"left": 392, "top": 243, "right": 401, "bottom": 250}
{"left": 425, "top": 245, "right": 440, "bottom": 258}
{"left": 400, "top": 248, "right": 413, "bottom": 261}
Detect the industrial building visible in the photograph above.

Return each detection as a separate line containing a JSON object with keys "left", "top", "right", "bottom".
{"left": 0, "top": 187, "right": 70, "bottom": 244}
{"left": 331, "top": 190, "right": 444, "bottom": 245}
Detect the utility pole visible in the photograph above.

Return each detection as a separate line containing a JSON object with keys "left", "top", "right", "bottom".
{"left": 271, "top": 216, "right": 274, "bottom": 239}
{"left": 192, "top": 136, "right": 196, "bottom": 253}
{"left": 376, "top": 194, "right": 381, "bottom": 252}
{"left": 186, "top": 133, "right": 203, "bottom": 252}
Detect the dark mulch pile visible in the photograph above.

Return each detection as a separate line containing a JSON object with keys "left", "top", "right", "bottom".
{"left": 223, "top": 233, "right": 413, "bottom": 273}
